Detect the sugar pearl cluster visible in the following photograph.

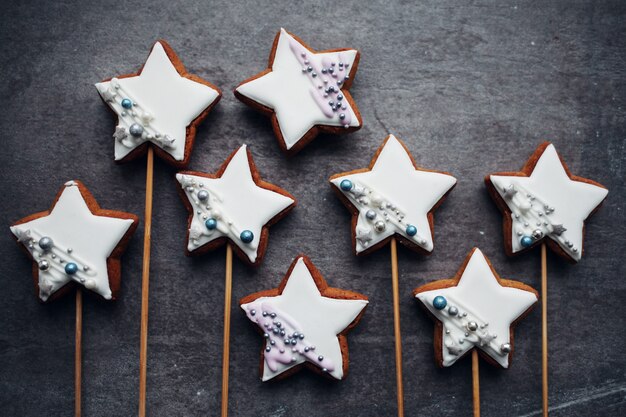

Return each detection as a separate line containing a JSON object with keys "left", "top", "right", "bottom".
{"left": 99, "top": 78, "right": 175, "bottom": 150}
{"left": 338, "top": 178, "right": 426, "bottom": 249}
{"left": 501, "top": 183, "right": 573, "bottom": 255}
{"left": 431, "top": 295, "right": 511, "bottom": 358}
{"left": 14, "top": 228, "right": 96, "bottom": 299}
{"left": 178, "top": 175, "right": 255, "bottom": 247}
{"left": 288, "top": 38, "right": 353, "bottom": 128}
{"left": 245, "top": 302, "right": 335, "bottom": 374}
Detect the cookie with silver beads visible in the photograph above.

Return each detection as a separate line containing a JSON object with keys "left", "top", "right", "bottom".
{"left": 485, "top": 142, "right": 608, "bottom": 263}
{"left": 10, "top": 180, "right": 138, "bottom": 302}
{"left": 413, "top": 248, "right": 538, "bottom": 369}
{"left": 234, "top": 28, "right": 362, "bottom": 156}
{"left": 330, "top": 134, "right": 456, "bottom": 256}
{"left": 240, "top": 255, "right": 368, "bottom": 381}
{"left": 96, "top": 40, "right": 222, "bottom": 168}
{"left": 176, "top": 144, "right": 296, "bottom": 267}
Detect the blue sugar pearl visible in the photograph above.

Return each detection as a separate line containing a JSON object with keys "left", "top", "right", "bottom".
{"left": 340, "top": 179, "right": 353, "bottom": 191}
{"left": 65, "top": 262, "right": 78, "bottom": 275}
{"left": 433, "top": 295, "right": 447, "bottom": 310}
{"left": 405, "top": 225, "right": 417, "bottom": 237}
{"left": 205, "top": 218, "right": 217, "bottom": 230}
{"left": 520, "top": 235, "right": 534, "bottom": 248}
{"left": 121, "top": 98, "right": 133, "bottom": 109}
{"left": 240, "top": 230, "right": 254, "bottom": 243}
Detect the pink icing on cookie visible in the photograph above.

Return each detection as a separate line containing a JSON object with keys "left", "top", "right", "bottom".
{"left": 244, "top": 300, "right": 336, "bottom": 373}
{"left": 287, "top": 37, "right": 353, "bottom": 128}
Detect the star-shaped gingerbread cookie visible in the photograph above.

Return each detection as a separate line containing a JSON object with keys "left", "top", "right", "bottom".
{"left": 176, "top": 145, "right": 296, "bottom": 266}
{"left": 414, "top": 248, "right": 538, "bottom": 368}
{"left": 96, "top": 40, "right": 221, "bottom": 167}
{"left": 330, "top": 134, "right": 456, "bottom": 255}
{"left": 240, "top": 255, "right": 368, "bottom": 381}
{"left": 486, "top": 142, "right": 608, "bottom": 262}
{"left": 10, "top": 181, "right": 138, "bottom": 302}
{"left": 235, "top": 28, "right": 362, "bottom": 155}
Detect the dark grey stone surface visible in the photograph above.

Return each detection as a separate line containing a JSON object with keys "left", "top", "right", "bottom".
{"left": 1, "top": 0, "right": 625, "bottom": 416}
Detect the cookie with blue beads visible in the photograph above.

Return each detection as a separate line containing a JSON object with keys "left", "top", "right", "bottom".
{"left": 10, "top": 180, "right": 138, "bottom": 302}
{"left": 96, "top": 40, "right": 221, "bottom": 168}
{"left": 485, "top": 142, "right": 608, "bottom": 263}
{"left": 330, "top": 134, "right": 456, "bottom": 256}
{"left": 176, "top": 145, "right": 296, "bottom": 267}
{"left": 413, "top": 248, "right": 538, "bottom": 368}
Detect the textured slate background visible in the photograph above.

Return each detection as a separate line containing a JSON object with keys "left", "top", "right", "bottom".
{"left": 1, "top": 0, "right": 624, "bottom": 416}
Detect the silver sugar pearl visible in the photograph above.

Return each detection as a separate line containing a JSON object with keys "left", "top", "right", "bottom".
{"left": 500, "top": 343, "right": 512, "bottom": 354}
{"left": 197, "top": 190, "right": 209, "bottom": 201}
{"left": 129, "top": 123, "right": 144, "bottom": 137}
{"left": 374, "top": 220, "right": 386, "bottom": 232}
{"left": 365, "top": 210, "right": 377, "bottom": 220}
{"left": 38, "top": 236, "right": 54, "bottom": 251}
{"left": 38, "top": 260, "right": 50, "bottom": 271}
{"left": 467, "top": 321, "right": 478, "bottom": 331}
{"left": 448, "top": 306, "right": 458, "bottom": 316}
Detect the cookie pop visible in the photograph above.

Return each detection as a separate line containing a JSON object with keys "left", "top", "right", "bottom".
{"left": 95, "top": 40, "right": 221, "bottom": 417}
{"left": 240, "top": 255, "right": 368, "bottom": 382}
{"left": 329, "top": 134, "right": 456, "bottom": 417}
{"left": 176, "top": 145, "right": 295, "bottom": 416}
{"left": 413, "top": 248, "right": 538, "bottom": 416}
{"left": 485, "top": 142, "right": 608, "bottom": 416}
{"left": 10, "top": 180, "right": 138, "bottom": 416}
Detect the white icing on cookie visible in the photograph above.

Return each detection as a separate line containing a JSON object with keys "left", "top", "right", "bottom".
{"left": 490, "top": 144, "right": 608, "bottom": 261}
{"left": 331, "top": 135, "right": 456, "bottom": 254}
{"left": 10, "top": 181, "right": 134, "bottom": 301}
{"left": 241, "top": 257, "right": 368, "bottom": 381}
{"left": 96, "top": 41, "right": 220, "bottom": 162}
{"left": 176, "top": 145, "right": 295, "bottom": 263}
{"left": 235, "top": 28, "right": 360, "bottom": 150}
{"left": 415, "top": 249, "right": 537, "bottom": 368}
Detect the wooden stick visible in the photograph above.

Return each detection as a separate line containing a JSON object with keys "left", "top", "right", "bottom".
{"left": 75, "top": 289, "right": 83, "bottom": 417}
{"left": 138, "top": 147, "right": 154, "bottom": 417}
{"left": 541, "top": 243, "right": 548, "bottom": 417}
{"left": 221, "top": 244, "right": 233, "bottom": 417}
{"left": 390, "top": 238, "right": 404, "bottom": 417}
{"left": 472, "top": 349, "right": 480, "bottom": 417}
